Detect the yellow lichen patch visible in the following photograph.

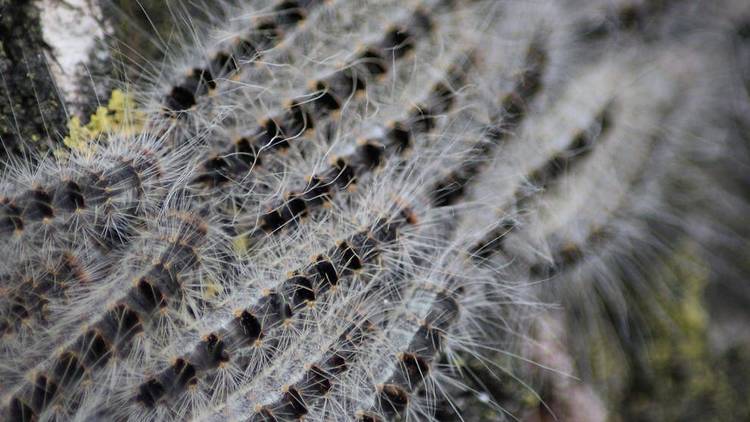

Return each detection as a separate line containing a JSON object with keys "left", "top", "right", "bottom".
{"left": 232, "top": 234, "right": 250, "bottom": 256}
{"left": 203, "top": 281, "right": 223, "bottom": 300}
{"left": 646, "top": 242, "right": 714, "bottom": 402}
{"left": 64, "top": 115, "right": 94, "bottom": 151}
{"left": 63, "top": 89, "right": 145, "bottom": 152}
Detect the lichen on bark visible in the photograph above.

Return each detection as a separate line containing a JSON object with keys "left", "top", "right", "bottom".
{"left": 0, "top": 0, "right": 67, "bottom": 160}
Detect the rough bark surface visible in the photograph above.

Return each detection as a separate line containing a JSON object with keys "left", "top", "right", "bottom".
{"left": 0, "top": 0, "right": 67, "bottom": 160}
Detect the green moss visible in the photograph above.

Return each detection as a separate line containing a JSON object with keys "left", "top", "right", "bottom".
{"left": 613, "top": 242, "right": 750, "bottom": 422}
